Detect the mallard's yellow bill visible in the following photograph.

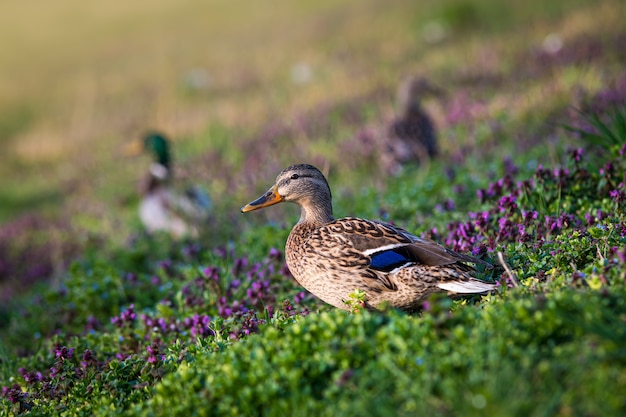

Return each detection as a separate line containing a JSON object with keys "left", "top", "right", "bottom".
{"left": 123, "top": 140, "right": 143, "bottom": 156}
{"left": 241, "top": 186, "right": 283, "bottom": 213}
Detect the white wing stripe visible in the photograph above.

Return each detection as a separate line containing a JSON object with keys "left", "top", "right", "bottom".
{"left": 389, "top": 263, "right": 414, "bottom": 274}
{"left": 362, "top": 243, "right": 409, "bottom": 256}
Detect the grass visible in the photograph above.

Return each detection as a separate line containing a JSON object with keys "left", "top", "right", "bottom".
{"left": 1, "top": 0, "right": 624, "bottom": 216}
{"left": 1, "top": 0, "right": 626, "bottom": 415}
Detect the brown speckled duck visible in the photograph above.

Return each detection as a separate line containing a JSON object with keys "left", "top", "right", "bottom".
{"left": 382, "top": 77, "right": 443, "bottom": 175}
{"left": 241, "top": 164, "right": 496, "bottom": 312}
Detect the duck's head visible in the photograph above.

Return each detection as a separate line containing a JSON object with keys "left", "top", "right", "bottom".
{"left": 143, "top": 132, "right": 171, "bottom": 168}
{"left": 397, "top": 76, "right": 445, "bottom": 113}
{"left": 241, "top": 164, "right": 334, "bottom": 223}
{"left": 124, "top": 131, "right": 171, "bottom": 169}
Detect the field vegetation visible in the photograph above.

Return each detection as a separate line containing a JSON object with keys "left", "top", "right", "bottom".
{"left": 1, "top": 0, "right": 626, "bottom": 415}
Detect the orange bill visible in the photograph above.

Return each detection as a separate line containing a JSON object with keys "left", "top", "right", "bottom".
{"left": 241, "top": 185, "right": 283, "bottom": 213}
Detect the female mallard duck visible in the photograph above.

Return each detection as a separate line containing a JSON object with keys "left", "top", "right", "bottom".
{"left": 382, "top": 77, "right": 443, "bottom": 175}
{"left": 241, "top": 164, "right": 495, "bottom": 311}
{"left": 125, "top": 132, "right": 211, "bottom": 239}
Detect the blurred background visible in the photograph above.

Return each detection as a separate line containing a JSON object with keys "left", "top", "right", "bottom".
{"left": 1, "top": 0, "right": 625, "bottom": 297}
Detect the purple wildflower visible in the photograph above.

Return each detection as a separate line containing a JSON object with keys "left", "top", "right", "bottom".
{"left": 204, "top": 266, "right": 221, "bottom": 282}
{"left": 443, "top": 199, "right": 456, "bottom": 211}
{"left": 1, "top": 384, "right": 28, "bottom": 404}
{"left": 111, "top": 304, "right": 136, "bottom": 327}
{"left": 146, "top": 340, "right": 164, "bottom": 364}
{"left": 609, "top": 189, "right": 625, "bottom": 203}
{"left": 498, "top": 195, "right": 518, "bottom": 213}
{"left": 185, "top": 314, "right": 213, "bottom": 338}
{"left": 150, "top": 275, "right": 162, "bottom": 286}
{"left": 85, "top": 315, "right": 100, "bottom": 333}
{"left": 571, "top": 147, "right": 583, "bottom": 163}
{"left": 54, "top": 346, "right": 74, "bottom": 361}
{"left": 294, "top": 291, "right": 307, "bottom": 304}
{"left": 181, "top": 243, "right": 201, "bottom": 259}
{"left": 81, "top": 349, "right": 96, "bottom": 369}
{"left": 268, "top": 247, "right": 283, "bottom": 261}
{"left": 233, "top": 258, "right": 249, "bottom": 277}
{"left": 471, "top": 244, "right": 488, "bottom": 256}
{"left": 18, "top": 368, "right": 43, "bottom": 384}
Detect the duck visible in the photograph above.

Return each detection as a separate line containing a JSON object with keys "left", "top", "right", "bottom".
{"left": 241, "top": 164, "right": 496, "bottom": 312}
{"left": 124, "top": 131, "right": 211, "bottom": 239}
{"left": 381, "top": 76, "right": 444, "bottom": 175}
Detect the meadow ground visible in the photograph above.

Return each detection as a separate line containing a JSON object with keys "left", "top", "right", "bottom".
{"left": 1, "top": 0, "right": 626, "bottom": 415}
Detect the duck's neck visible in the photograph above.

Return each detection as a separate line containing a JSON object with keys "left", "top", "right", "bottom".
{"left": 140, "top": 163, "right": 171, "bottom": 195}
{"left": 297, "top": 197, "right": 335, "bottom": 227}
{"left": 402, "top": 100, "right": 425, "bottom": 118}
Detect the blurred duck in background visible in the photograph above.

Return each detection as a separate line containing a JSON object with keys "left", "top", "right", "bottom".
{"left": 381, "top": 76, "right": 445, "bottom": 175}
{"left": 124, "top": 131, "right": 211, "bottom": 239}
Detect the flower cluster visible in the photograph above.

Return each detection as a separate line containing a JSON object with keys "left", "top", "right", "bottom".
{"left": 0, "top": 214, "right": 78, "bottom": 301}
{"left": 1, "top": 384, "right": 29, "bottom": 408}
{"left": 110, "top": 304, "right": 137, "bottom": 327}
{"left": 183, "top": 314, "right": 213, "bottom": 338}
{"left": 1, "top": 240, "right": 321, "bottom": 412}
{"left": 431, "top": 143, "right": 626, "bottom": 288}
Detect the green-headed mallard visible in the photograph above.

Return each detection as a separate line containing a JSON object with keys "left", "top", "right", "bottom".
{"left": 125, "top": 131, "right": 211, "bottom": 239}
{"left": 241, "top": 164, "right": 495, "bottom": 311}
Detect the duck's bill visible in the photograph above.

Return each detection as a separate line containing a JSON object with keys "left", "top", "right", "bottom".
{"left": 241, "top": 186, "right": 283, "bottom": 213}
{"left": 123, "top": 140, "right": 143, "bottom": 156}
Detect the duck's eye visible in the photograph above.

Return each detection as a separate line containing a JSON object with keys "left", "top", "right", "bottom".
{"left": 290, "top": 174, "right": 300, "bottom": 180}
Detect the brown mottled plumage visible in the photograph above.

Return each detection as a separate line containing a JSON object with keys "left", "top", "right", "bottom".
{"left": 241, "top": 164, "right": 496, "bottom": 312}
{"left": 382, "top": 77, "right": 443, "bottom": 175}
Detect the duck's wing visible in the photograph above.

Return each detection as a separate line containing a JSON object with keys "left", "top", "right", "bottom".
{"left": 166, "top": 186, "right": 212, "bottom": 221}
{"left": 387, "top": 223, "right": 493, "bottom": 268}
{"left": 365, "top": 220, "right": 496, "bottom": 294}
{"left": 309, "top": 217, "right": 492, "bottom": 293}
{"left": 183, "top": 185, "right": 212, "bottom": 218}
{"left": 327, "top": 218, "right": 483, "bottom": 268}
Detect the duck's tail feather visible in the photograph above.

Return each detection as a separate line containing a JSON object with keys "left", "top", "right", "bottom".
{"left": 437, "top": 279, "right": 496, "bottom": 294}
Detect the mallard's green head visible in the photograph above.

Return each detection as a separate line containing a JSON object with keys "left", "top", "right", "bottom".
{"left": 143, "top": 132, "right": 171, "bottom": 168}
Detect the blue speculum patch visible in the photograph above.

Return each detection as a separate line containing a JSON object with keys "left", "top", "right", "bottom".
{"left": 369, "top": 248, "right": 412, "bottom": 272}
